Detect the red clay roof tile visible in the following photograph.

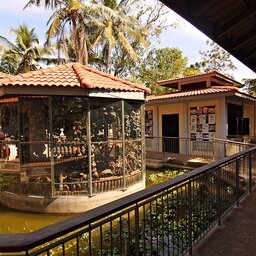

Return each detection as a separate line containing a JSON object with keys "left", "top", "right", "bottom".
{"left": 0, "top": 97, "right": 18, "bottom": 103}
{"left": 158, "top": 70, "right": 242, "bottom": 87}
{"left": 147, "top": 87, "right": 238, "bottom": 101}
{"left": 0, "top": 62, "right": 151, "bottom": 94}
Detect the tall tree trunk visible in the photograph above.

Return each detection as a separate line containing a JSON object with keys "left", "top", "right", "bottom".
{"left": 106, "top": 43, "right": 111, "bottom": 74}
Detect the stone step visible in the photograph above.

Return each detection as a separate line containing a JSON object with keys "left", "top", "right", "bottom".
{"left": 0, "top": 168, "right": 20, "bottom": 174}
{"left": 0, "top": 162, "right": 20, "bottom": 170}
{"left": 187, "top": 157, "right": 210, "bottom": 167}
{"left": 146, "top": 158, "right": 164, "bottom": 169}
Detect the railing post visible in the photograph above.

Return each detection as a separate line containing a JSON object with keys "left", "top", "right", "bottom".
{"left": 249, "top": 154, "right": 252, "bottom": 193}
{"left": 135, "top": 204, "right": 140, "bottom": 256}
{"left": 236, "top": 159, "right": 240, "bottom": 206}
{"left": 217, "top": 167, "right": 221, "bottom": 226}
{"left": 49, "top": 96, "right": 54, "bottom": 198}
{"left": 188, "top": 181, "right": 193, "bottom": 256}
{"left": 163, "top": 137, "right": 166, "bottom": 160}
{"left": 212, "top": 140, "right": 215, "bottom": 162}
{"left": 121, "top": 100, "right": 127, "bottom": 191}
{"left": 86, "top": 101, "right": 93, "bottom": 196}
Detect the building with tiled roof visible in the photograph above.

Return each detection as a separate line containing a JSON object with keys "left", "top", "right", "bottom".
{"left": 157, "top": 70, "right": 242, "bottom": 89}
{"left": 145, "top": 71, "right": 256, "bottom": 155}
{"left": 0, "top": 63, "right": 150, "bottom": 213}
{"left": 0, "top": 62, "right": 150, "bottom": 94}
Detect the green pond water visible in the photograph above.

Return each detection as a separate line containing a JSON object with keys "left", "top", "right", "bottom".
{"left": 0, "top": 169, "right": 181, "bottom": 234}
{"left": 0, "top": 204, "right": 71, "bottom": 234}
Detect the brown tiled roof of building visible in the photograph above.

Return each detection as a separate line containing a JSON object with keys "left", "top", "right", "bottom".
{"left": 0, "top": 63, "right": 151, "bottom": 93}
{"left": 147, "top": 87, "right": 238, "bottom": 101}
{"left": 158, "top": 70, "right": 242, "bottom": 87}
{"left": 0, "top": 97, "right": 18, "bottom": 103}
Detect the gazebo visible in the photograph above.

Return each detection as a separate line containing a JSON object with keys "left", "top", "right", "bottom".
{"left": 0, "top": 63, "right": 150, "bottom": 213}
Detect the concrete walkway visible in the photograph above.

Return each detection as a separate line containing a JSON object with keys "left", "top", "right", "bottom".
{"left": 193, "top": 191, "right": 256, "bottom": 256}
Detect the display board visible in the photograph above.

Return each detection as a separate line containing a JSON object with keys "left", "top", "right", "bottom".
{"left": 190, "top": 106, "right": 215, "bottom": 140}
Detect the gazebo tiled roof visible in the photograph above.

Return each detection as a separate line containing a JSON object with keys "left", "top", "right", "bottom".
{"left": 0, "top": 62, "right": 151, "bottom": 94}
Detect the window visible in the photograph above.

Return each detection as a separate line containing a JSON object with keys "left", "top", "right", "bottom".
{"left": 227, "top": 103, "right": 249, "bottom": 135}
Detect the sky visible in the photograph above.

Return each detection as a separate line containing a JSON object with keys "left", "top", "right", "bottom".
{"left": 0, "top": 0, "right": 255, "bottom": 82}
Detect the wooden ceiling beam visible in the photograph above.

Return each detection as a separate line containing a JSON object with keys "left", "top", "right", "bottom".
{"left": 233, "top": 30, "right": 256, "bottom": 50}
{"left": 217, "top": 8, "right": 256, "bottom": 38}
{"left": 194, "top": 0, "right": 218, "bottom": 16}
{"left": 243, "top": 46, "right": 256, "bottom": 60}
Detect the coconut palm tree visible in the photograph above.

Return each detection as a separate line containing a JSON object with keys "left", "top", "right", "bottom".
{"left": 24, "top": 0, "right": 62, "bottom": 9}
{"left": 45, "top": 0, "right": 90, "bottom": 64}
{"left": 25, "top": 0, "right": 148, "bottom": 72}
{"left": 85, "top": 1, "right": 148, "bottom": 73}
{"left": 0, "top": 25, "right": 49, "bottom": 74}
{"left": 91, "top": 0, "right": 148, "bottom": 73}
{"left": 45, "top": 0, "right": 127, "bottom": 65}
{"left": 98, "top": 13, "right": 148, "bottom": 73}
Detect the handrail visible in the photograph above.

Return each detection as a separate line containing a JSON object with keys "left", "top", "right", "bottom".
{"left": 146, "top": 136, "right": 254, "bottom": 147}
{"left": 0, "top": 146, "right": 256, "bottom": 253}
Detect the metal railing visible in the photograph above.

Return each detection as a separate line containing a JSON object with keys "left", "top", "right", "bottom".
{"left": 146, "top": 136, "right": 254, "bottom": 162}
{"left": 1, "top": 171, "right": 143, "bottom": 198}
{"left": 0, "top": 146, "right": 256, "bottom": 255}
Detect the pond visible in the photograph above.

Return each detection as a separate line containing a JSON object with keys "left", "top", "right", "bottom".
{"left": 0, "top": 204, "right": 70, "bottom": 234}
{"left": 0, "top": 168, "right": 186, "bottom": 234}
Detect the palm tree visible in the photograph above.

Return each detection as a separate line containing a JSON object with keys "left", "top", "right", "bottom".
{"left": 99, "top": 13, "right": 148, "bottom": 73}
{"left": 45, "top": 0, "right": 89, "bottom": 64}
{"left": 25, "top": 0, "right": 148, "bottom": 72}
{"left": 24, "top": 0, "right": 62, "bottom": 9}
{"left": 45, "top": 0, "right": 127, "bottom": 65}
{"left": 91, "top": 0, "right": 148, "bottom": 73}
{"left": 86, "top": 0, "right": 148, "bottom": 73}
{"left": 0, "top": 25, "right": 49, "bottom": 74}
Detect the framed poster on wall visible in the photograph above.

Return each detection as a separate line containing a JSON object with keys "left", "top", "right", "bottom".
{"left": 190, "top": 106, "right": 216, "bottom": 140}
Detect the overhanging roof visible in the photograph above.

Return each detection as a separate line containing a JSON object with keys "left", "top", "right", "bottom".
{"left": 161, "top": 0, "right": 256, "bottom": 73}
{"left": 147, "top": 87, "right": 256, "bottom": 104}
{"left": 0, "top": 63, "right": 150, "bottom": 95}
{"left": 158, "top": 70, "right": 242, "bottom": 90}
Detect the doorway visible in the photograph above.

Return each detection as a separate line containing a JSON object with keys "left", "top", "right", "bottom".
{"left": 162, "top": 114, "right": 179, "bottom": 153}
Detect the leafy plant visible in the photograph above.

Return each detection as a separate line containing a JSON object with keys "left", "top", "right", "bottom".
{"left": 147, "top": 168, "right": 189, "bottom": 184}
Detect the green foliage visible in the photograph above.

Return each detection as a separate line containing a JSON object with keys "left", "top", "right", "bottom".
{"left": 103, "top": 0, "right": 175, "bottom": 77}
{"left": 24, "top": 0, "right": 62, "bottom": 9}
{"left": 133, "top": 47, "right": 191, "bottom": 94}
{"left": 0, "top": 24, "right": 51, "bottom": 74}
{"left": 0, "top": 174, "right": 19, "bottom": 190}
{"left": 148, "top": 168, "right": 189, "bottom": 184}
{"left": 24, "top": 0, "right": 173, "bottom": 77}
{"left": 183, "top": 66, "right": 201, "bottom": 77}
{"left": 0, "top": 60, "right": 17, "bottom": 75}
{"left": 192, "top": 40, "right": 237, "bottom": 77}
{"left": 242, "top": 78, "right": 256, "bottom": 95}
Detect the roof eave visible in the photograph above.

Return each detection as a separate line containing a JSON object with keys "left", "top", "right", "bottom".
{"left": 146, "top": 91, "right": 238, "bottom": 104}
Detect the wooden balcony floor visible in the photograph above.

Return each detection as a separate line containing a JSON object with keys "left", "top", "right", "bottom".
{"left": 194, "top": 190, "right": 256, "bottom": 256}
